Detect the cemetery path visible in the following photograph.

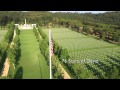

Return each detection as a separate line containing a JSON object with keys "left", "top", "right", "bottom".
{"left": 58, "top": 63, "right": 71, "bottom": 79}
{"left": 1, "top": 30, "right": 16, "bottom": 77}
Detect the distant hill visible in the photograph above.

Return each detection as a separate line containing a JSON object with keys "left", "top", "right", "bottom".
{"left": 81, "top": 11, "right": 120, "bottom": 25}
{"left": 0, "top": 11, "right": 120, "bottom": 26}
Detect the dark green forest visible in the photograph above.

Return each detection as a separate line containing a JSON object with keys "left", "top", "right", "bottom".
{"left": 0, "top": 11, "right": 120, "bottom": 42}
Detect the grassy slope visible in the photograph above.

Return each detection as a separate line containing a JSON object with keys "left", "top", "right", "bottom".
{"left": 19, "top": 30, "right": 49, "bottom": 79}
{"left": 43, "top": 28, "right": 120, "bottom": 53}
{"left": 43, "top": 28, "right": 120, "bottom": 78}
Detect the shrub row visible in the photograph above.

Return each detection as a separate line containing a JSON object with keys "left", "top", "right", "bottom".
{"left": 0, "top": 22, "right": 15, "bottom": 73}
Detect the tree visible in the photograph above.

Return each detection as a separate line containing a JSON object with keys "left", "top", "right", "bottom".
{"left": 102, "top": 31, "right": 106, "bottom": 40}
{"left": 82, "top": 25, "right": 90, "bottom": 35}
{"left": 79, "top": 70, "right": 89, "bottom": 79}
{"left": 86, "top": 27, "right": 90, "bottom": 35}
{"left": 7, "top": 47, "right": 16, "bottom": 63}
{"left": 40, "top": 40, "right": 48, "bottom": 55}
{"left": 14, "top": 66, "right": 23, "bottom": 79}
{"left": 52, "top": 17, "right": 59, "bottom": 27}
{"left": 0, "top": 15, "right": 9, "bottom": 28}
{"left": 52, "top": 55, "right": 64, "bottom": 79}
{"left": 60, "top": 48, "right": 70, "bottom": 61}
{"left": 74, "top": 65, "right": 82, "bottom": 79}
{"left": 33, "top": 27, "right": 39, "bottom": 41}
{"left": 44, "top": 36, "right": 49, "bottom": 44}
{"left": 39, "top": 39, "right": 44, "bottom": 48}
{"left": 53, "top": 41, "right": 59, "bottom": 55}
{"left": 13, "top": 34, "right": 21, "bottom": 64}
{"left": 113, "top": 31, "right": 120, "bottom": 42}
{"left": 16, "top": 26, "right": 20, "bottom": 35}
{"left": 57, "top": 46, "right": 63, "bottom": 58}
{"left": 8, "top": 63, "right": 15, "bottom": 79}
{"left": 45, "top": 48, "right": 49, "bottom": 64}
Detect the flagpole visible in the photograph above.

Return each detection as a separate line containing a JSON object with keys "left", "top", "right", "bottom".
{"left": 49, "top": 28, "right": 52, "bottom": 79}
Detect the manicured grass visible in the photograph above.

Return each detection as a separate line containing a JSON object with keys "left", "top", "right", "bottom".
{"left": 43, "top": 28, "right": 120, "bottom": 55}
{"left": 19, "top": 30, "right": 49, "bottom": 79}
{"left": 0, "top": 30, "right": 7, "bottom": 42}
{"left": 43, "top": 28, "right": 117, "bottom": 50}
{"left": 43, "top": 28, "right": 120, "bottom": 78}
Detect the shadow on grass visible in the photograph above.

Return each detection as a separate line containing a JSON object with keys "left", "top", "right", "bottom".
{"left": 14, "top": 66, "right": 23, "bottom": 79}
{"left": 93, "top": 61, "right": 111, "bottom": 73}
{"left": 84, "top": 64, "right": 104, "bottom": 79}
{"left": 107, "top": 55, "right": 120, "bottom": 64}
{"left": 107, "top": 60, "right": 120, "bottom": 76}
{"left": 106, "top": 55, "right": 120, "bottom": 76}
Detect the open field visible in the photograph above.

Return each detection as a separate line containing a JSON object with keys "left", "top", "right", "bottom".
{"left": 19, "top": 30, "right": 49, "bottom": 79}
{"left": 0, "top": 30, "right": 7, "bottom": 42}
{"left": 43, "top": 28, "right": 120, "bottom": 78}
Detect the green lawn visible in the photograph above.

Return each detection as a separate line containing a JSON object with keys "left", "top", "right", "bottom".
{"left": 43, "top": 28, "right": 120, "bottom": 79}
{"left": 0, "top": 30, "right": 7, "bottom": 42}
{"left": 43, "top": 28, "right": 120, "bottom": 55}
{"left": 19, "top": 30, "right": 49, "bottom": 79}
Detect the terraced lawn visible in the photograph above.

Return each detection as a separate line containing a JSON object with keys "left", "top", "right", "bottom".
{"left": 19, "top": 30, "right": 49, "bottom": 79}
{"left": 43, "top": 28, "right": 120, "bottom": 79}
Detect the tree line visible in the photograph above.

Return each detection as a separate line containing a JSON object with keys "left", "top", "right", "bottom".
{"left": 33, "top": 27, "right": 70, "bottom": 78}
{"left": 7, "top": 26, "right": 21, "bottom": 79}
{"left": 33, "top": 27, "right": 79, "bottom": 78}
{"left": 0, "top": 11, "right": 119, "bottom": 43}
{"left": 0, "top": 23, "right": 21, "bottom": 79}
{"left": 0, "top": 22, "right": 15, "bottom": 73}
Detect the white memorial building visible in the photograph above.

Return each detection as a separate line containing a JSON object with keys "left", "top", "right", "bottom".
{"left": 15, "top": 19, "right": 36, "bottom": 29}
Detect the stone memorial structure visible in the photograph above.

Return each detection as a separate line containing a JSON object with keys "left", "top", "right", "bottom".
{"left": 15, "top": 19, "right": 36, "bottom": 29}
